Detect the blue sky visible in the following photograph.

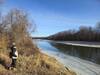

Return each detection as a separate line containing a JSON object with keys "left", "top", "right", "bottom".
{"left": 1, "top": 0, "right": 100, "bottom": 36}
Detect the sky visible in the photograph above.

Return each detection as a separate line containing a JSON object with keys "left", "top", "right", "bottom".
{"left": 1, "top": 0, "right": 100, "bottom": 36}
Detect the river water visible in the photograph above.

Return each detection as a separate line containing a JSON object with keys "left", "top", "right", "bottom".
{"left": 36, "top": 40, "right": 100, "bottom": 75}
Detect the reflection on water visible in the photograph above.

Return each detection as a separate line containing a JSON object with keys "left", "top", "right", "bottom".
{"left": 49, "top": 41, "right": 100, "bottom": 64}
{"left": 36, "top": 40, "right": 58, "bottom": 51}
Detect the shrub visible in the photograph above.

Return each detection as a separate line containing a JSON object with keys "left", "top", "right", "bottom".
{"left": 0, "top": 9, "right": 38, "bottom": 56}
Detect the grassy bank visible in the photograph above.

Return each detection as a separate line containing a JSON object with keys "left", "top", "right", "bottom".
{"left": 0, "top": 49, "right": 76, "bottom": 75}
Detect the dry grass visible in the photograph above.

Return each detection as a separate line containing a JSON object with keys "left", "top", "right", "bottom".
{"left": 0, "top": 51, "right": 76, "bottom": 75}
{"left": 16, "top": 52, "right": 76, "bottom": 75}
{"left": 0, "top": 65, "right": 13, "bottom": 75}
{"left": 16, "top": 37, "right": 39, "bottom": 56}
{"left": 0, "top": 34, "right": 8, "bottom": 50}
{"left": 0, "top": 53, "right": 11, "bottom": 68}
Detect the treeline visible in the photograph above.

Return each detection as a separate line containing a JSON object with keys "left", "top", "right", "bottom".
{"left": 48, "top": 23, "right": 100, "bottom": 42}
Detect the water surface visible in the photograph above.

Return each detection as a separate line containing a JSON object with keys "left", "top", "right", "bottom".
{"left": 36, "top": 40, "right": 100, "bottom": 75}
{"left": 50, "top": 41, "right": 100, "bottom": 64}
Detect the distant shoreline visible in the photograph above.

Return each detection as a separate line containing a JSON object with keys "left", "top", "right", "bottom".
{"left": 32, "top": 37, "right": 48, "bottom": 39}
{"left": 52, "top": 41, "right": 100, "bottom": 48}
{"left": 32, "top": 37, "right": 100, "bottom": 48}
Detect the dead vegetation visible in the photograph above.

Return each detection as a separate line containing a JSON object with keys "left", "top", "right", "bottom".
{"left": 0, "top": 9, "right": 76, "bottom": 75}
{"left": 0, "top": 52, "right": 76, "bottom": 75}
{"left": 0, "top": 9, "right": 39, "bottom": 55}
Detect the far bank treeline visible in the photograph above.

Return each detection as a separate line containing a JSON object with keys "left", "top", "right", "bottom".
{"left": 48, "top": 23, "right": 100, "bottom": 42}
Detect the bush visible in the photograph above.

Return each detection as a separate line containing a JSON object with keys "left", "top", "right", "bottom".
{"left": 0, "top": 9, "right": 39, "bottom": 56}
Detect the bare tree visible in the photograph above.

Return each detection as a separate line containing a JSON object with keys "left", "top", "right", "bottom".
{"left": 96, "top": 22, "right": 100, "bottom": 32}
{"left": 2, "top": 9, "right": 35, "bottom": 40}
{"left": 0, "top": 8, "right": 38, "bottom": 55}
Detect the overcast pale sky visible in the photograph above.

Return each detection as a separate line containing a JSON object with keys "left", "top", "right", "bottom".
{"left": 1, "top": 0, "right": 100, "bottom": 36}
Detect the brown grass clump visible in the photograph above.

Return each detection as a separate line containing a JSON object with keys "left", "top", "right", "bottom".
{"left": 0, "top": 53, "right": 11, "bottom": 68}
{"left": 16, "top": 37, "right": 39, "bottom": 56}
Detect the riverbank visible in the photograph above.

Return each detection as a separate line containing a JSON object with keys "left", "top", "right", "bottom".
{"left": 41, "top": 49, "right": 100, "bottom": 75}
{"left": 53, "top": 41, "right": 100, "bottom": 48}
{"left": 0, "top": 49, "right": 76, "bottom": 75}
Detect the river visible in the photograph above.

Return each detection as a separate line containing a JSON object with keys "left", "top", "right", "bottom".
{"left": 35, "top": 40, "right": 100, "bottom": 75}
